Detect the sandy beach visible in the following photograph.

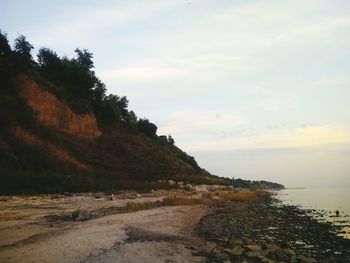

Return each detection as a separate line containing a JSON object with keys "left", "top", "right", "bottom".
{"left": 0, "top": 190, "right": 207, "bottom": 263}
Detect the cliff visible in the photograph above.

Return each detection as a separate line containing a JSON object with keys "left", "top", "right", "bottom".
{"left": 0, "top": 34, "right": 228, "bottom": 194}
{"left": 1, "top": 75, "right": 223, "bottom": 194}
{"left": 17, "top": 75, "right": 101, "bottom": 139}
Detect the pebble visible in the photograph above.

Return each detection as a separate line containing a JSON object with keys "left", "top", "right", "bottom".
{"left": 197, "top": 193, "right": 350, "bottom": 262}
{"left": 225, "top": 246, "right": 244, "bottom": 256}
{"left": 244, "top": 244, "right": 262, "bottom": 252}
{"left": 297, "top": 255, "right": 318, "bottom": 263}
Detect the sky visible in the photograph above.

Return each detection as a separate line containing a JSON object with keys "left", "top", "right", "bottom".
{"left": 1, "top": 0, "right": 350, "bottom": 187}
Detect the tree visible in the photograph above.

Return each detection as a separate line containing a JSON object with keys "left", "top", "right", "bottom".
{"left": 101, "top": 94, "right": 130, "bottom": 124}
{"left": 0, "top": 30, "right": 11, "bottom": 56}
{"left": 74, "top": 48, "right": 94, "bottom": 69}
{"left": 14, "top": 35, "right": 33, "bottom": 60}
{"left": 137, "top": 118, "right": 158, "bottom": 138}
{"left": 37, "top": 48, "right": 61, "bottom": 69}
{"left": 91, "top": 79, "right": 107, "bottom": 102}
{"left": 117, "top": 96, "right": 129, "bottom": 121}
{"left": 126, "top": 110, "right": 137, "bottom": 125}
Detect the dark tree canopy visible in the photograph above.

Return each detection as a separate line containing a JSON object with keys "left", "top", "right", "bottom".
{"left": 14, "top": 35, "right": 33, "bottom": 60}
{"left": 103, "top": 94, "right": 129, "bottom": 123}
{"left": 91, "top": 79, "right": 107, "bottom": 102}
{"left": 0, "top": 30, "right": 11, "bottom": 56}
{"left": 37, "top": 48, "right": 61, "bottom": 69}
{"left": 137, "top": 119, "right": 158, "bottom": 138}
{"left": 126, "top": 110, "right": 137, "bottom": 125}
{"left": 74, "top": 48, "right": 94, "bottom": 69}
{"left": 0, "top": 30, "right": 169, "bottom": 134}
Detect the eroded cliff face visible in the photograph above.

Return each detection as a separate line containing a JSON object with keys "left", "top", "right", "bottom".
{"left": 14, "top": 126, "right": 89, "bottom": 170}
{"left": 17, "top": 75, "right": 102, "bottom": 138}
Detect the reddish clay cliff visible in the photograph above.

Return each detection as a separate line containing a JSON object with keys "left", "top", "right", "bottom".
{"left": 17, "top": 75, "right": 102, "bottom": 139}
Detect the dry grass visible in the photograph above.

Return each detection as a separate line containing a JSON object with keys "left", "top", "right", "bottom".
{"left": 162, "top": 196, "right": 203, "bottom": 206}
{"left": 125, "top": 201, "right": 155, "bottom": 212}
{"left": 213, "top": 189, "right": 260, "bottom": 202}
{"left": 124, "top": 189, "right": 261, "bottom": 213}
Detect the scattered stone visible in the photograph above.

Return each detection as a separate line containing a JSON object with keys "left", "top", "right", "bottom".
{"left": 275, "top": 249, "right": 290, "bottom": 261}
{"left": 297, "top": 255, "right": 318, "bottom": 263}
{"left": 280, "top": 241, "right": 293, "bottom": 249}
{"left": 225, "top": 246, "right": 244, "bottom": 256}
{"left": 77, "top": 209, "right": 92, "bottom": 221}
{"left": 258, "top": 255, "right": 275, "bottom": 263}
{"left": 71, "top": 210, "right": 80, "bottom": 220}
{"left": 245, "top": 244, "right": 262, "bottom": 252}
{"left": 201, "top": 243, "right": 216, "bottom": 254}
{"left": 229, "top": 239, "right": 244, "bottom": 246}
{"left": 206, "top": 241, "right": 217, "bottom": 249}
{"left": 210, "top": 247, "right": 230, "bottom": 261}
{"left": 244, "top": 239, "right": 256, "bottom": 245}
{"left": 281, "top": 248, "right": 296, "bottom": 257}
{"left": 245, "top": 251, "right": 260, "bottom": 259}
{"left": 197, "top": 193, "right": 350, "bottom": 263}
{"left": 265, "top": 243, "right": 280, "bottom": 252}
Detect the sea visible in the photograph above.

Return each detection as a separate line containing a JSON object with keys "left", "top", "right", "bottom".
{"left": 276, "top": 187, "right": 350, "bottom": 239}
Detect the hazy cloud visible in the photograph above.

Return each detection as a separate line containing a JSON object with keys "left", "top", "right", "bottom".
{"left": 185, "top": 125, "right": 350, "bottom": 152}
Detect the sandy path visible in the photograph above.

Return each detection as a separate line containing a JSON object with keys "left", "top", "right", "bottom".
{"left": 0, "top": 194, "right": 207, "bottom": 263}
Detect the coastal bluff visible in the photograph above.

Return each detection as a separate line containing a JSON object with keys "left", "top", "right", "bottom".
{"left": 17, "top": 74, "right": 102, "bottom": 139}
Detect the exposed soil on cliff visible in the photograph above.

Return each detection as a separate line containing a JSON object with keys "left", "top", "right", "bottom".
{"left": 17, "top": 75, "right": 102, "bottom": 139}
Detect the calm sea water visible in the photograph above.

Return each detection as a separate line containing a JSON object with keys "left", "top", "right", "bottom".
{"left": 277, "top": 187, "right": 350, "bottom": 216}
{"left": 276, "top": 187, "right": 350, "bottom": 239}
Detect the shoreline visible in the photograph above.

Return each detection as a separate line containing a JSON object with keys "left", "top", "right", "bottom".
{"left": 197, "top": 191, "right": 350, "bottom": 262}
{"left": 276, "top": 187, "right": 350, "bottom": 240}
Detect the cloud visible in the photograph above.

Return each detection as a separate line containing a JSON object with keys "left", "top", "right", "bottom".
{"left": 98, "top": 54, "right": 247, "bottom": 82}
{"left": 171, "top": 0, "right": 350, "bottom": 56}
{"left": 260, "top": 97, "right": 295, "bottom": 112}
{"left": 99, "top": 66, "right": 187, "bottom": 83}
{"left": 307, "top": 73, "right": 350, "bottom": 90}
{"left": 28, "top": 1, "right": 178, "bottom": 49}
{"left": 158, "top": 109, "right": 247, "bottom": 144}
{"left": 185, "top": 125, "right": 350, "bottom": 152}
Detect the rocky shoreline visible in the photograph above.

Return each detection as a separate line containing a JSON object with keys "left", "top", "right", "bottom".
{"left": 197, "top": 192, "right": 350, "bottom": 263}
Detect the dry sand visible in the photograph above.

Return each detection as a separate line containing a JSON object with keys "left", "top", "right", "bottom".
{"left": 0, "top": 191, "right": 207, "bottom": 263}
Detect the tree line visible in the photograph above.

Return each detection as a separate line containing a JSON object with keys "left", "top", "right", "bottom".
{"left": 0, "top": 30, "right": 203, "bottom": 171}
{"left": 0, "top": 30, "right": 161, "bottom": 137}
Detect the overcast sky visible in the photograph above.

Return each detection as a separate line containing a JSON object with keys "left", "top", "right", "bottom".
{"left": 1, "top": 0, "right": 349, "bottom": 187}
